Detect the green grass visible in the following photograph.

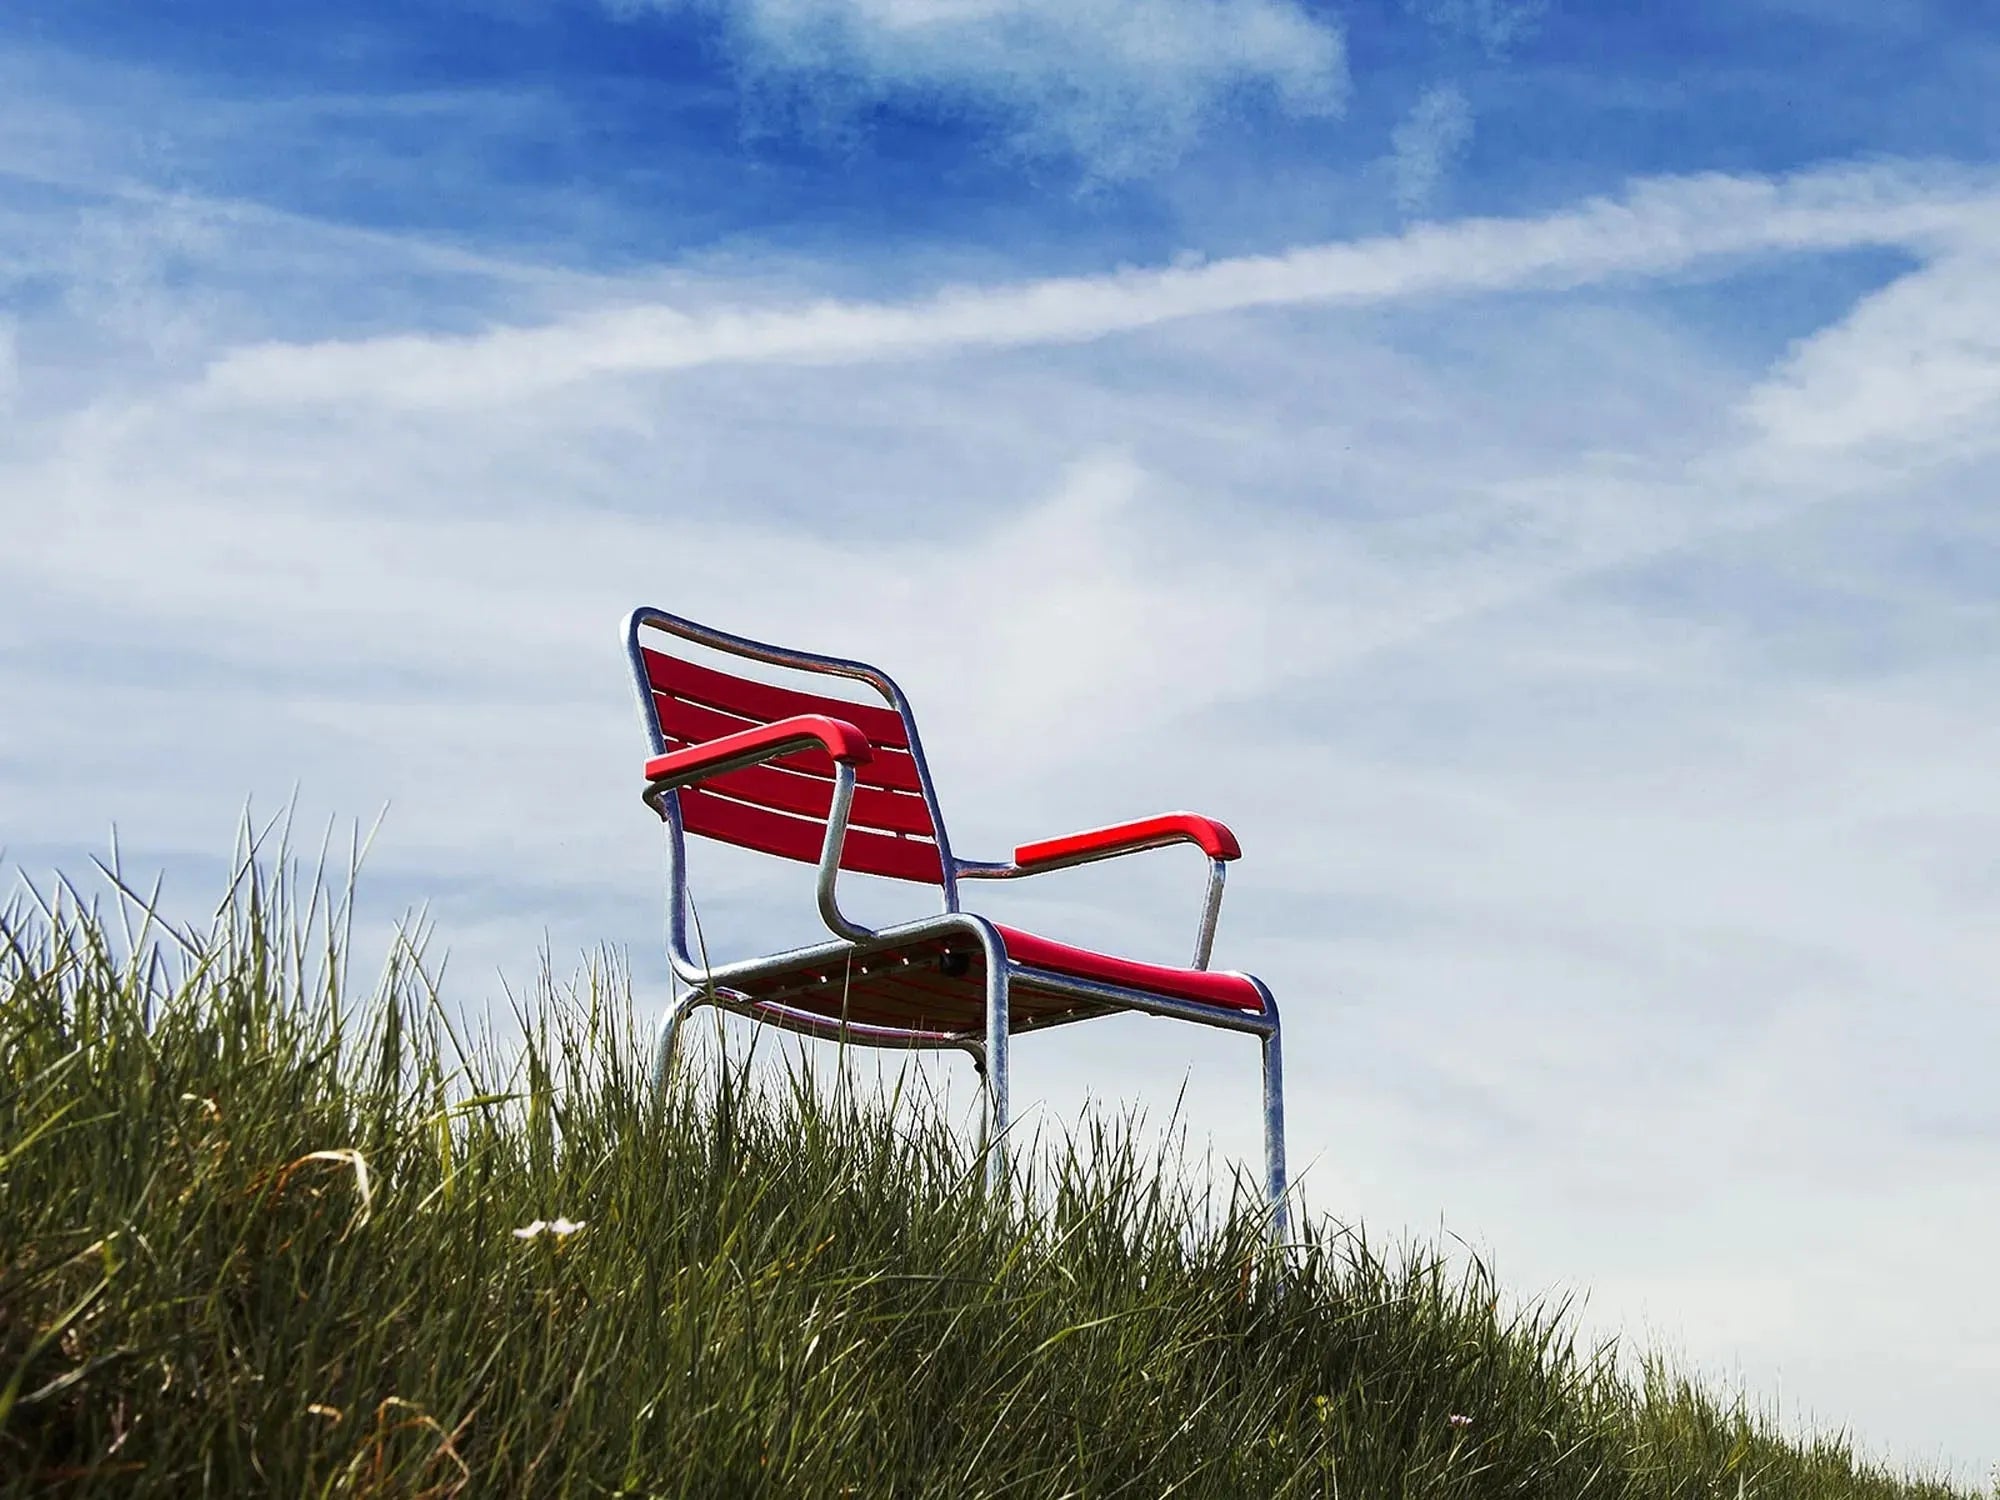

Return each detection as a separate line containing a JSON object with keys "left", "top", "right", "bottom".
{"left": 0, "top": 844, "right": 1977, "bottom": 1498}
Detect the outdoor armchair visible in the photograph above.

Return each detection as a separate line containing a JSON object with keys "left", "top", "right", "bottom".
{"left": 626, "top": 606, "right": 1288, "bottom": 1237}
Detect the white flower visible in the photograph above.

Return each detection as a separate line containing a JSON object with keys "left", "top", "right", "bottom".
{"left": 512, "top": 1217, "right": 586, "bottom": 1240}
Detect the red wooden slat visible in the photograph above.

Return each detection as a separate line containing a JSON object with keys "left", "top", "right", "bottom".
{"left": 645, "top": 716, "right": 870, "bottom": 788}
{"left": 657, "top": 696, "right": 924, "bottom": 794}
{"left": 994, "top": 924, "right": 1265, "bottom": 1013}
{"left": 641, "top": 648, "right": 909, "bottom": 749}
{"left": 679, "top": 787, "right": 943, "bottom": 884}
{"left": 689, "top": 759, "right": 935, "bottom": 837}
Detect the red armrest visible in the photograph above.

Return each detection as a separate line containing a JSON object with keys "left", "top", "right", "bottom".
{"left": 644, "top": 714, "right": 872, "bottom": 787}
{"left": 1014, "top": 812, "right": 1241, "bottom": 869}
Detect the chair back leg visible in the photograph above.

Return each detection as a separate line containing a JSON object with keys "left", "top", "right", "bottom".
{"left": 651, "top": 987, "right": 710, "bottom": 1095}
{"left": 1261, "top": 1013, "right": 1289, "bottom": 1245}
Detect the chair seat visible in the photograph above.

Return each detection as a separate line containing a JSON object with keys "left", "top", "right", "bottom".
{"left": 719, "top": 921, "right": 1264, "bottom": 1037}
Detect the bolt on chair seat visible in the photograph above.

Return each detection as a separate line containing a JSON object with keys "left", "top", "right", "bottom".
{"left": 626, "top": 607, "right": 1289, "bottom": 1239}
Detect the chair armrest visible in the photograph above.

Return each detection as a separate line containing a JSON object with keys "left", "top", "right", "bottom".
{"left": 960, "top": 812, "right": 1240, "bottom": 970}
{"left": 643, "top": 714, "right": 872, "bottom": 792}
{"left": 644, "top": 714, "right": 878, "bottom": 942}
{"left": 1013, "top": 812, "right": 1241, "bottom": 873}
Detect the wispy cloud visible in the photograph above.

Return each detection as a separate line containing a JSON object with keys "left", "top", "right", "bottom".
{"left": 0, "top": 314, "right": 17, "bottom": 413}
{"left": 1742, "top": 246, "right": 2000, "bottom": 469}
{"left": 612, "top": 0, "right": 1346, "bottom": 176}
{"left": 1389, "top": 81, "right": 1474, "bottom": 213}
{"left": 1408, "top": 0, "right": 1549, "bottom": 57}
{"left": 197, "top": 159, "right": 2000, "bottom": 407}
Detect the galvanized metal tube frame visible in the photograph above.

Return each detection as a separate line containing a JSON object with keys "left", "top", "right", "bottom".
{"left": 626, "top": 606, "right": 1288, "bottom": 1239}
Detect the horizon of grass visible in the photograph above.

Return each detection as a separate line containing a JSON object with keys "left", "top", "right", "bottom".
{"left": 0, "top": 835, "right": 1982, "bottom": 1497}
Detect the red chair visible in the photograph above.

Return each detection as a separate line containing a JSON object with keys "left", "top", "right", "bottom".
{"left": 626, "top": 607, "right": 1288, "bottom": 1237}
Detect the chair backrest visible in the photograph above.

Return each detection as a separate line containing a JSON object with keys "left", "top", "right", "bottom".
{"left": 627, "top": 609, "right": 950, "bottom": 885}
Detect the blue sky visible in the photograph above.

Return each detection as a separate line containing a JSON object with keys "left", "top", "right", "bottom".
{"left": 4, "top": 0, "right": 2000, "bottom": 1483}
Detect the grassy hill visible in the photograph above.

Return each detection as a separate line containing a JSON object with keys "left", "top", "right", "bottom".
{"left": 0, "top": 852, "right": 1975, "bottom": 1497}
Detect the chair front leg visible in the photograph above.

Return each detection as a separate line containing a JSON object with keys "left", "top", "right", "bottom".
{"left": 1260, "top": 1003, "right": 1289, "bottom": 1245}
{"left": 983, "top": 961, "right": 1011, "bottom": 1197}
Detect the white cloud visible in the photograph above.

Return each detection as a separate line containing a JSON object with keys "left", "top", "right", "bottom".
{"left": 1408, "top": 0, "right": 1549, "bottom": 57}
{"left": 1389, "top": 81, "right": 1474, "bottom": 213}
{"left": 618, "top": 0, "right": 1346, "bottom": 175}
{"left": 1741, "top": 247, "right": 2000, "bottom": 473}
{"left": 195, "top": 159, "right": 2000, "bottom": 408}
{"left": 0, "top": 314, "right": 17, "bottom": 414}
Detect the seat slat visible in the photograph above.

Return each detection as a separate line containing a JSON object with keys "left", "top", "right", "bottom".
{"left": 678, "top": 786, "right": 943, "bottom": 884}
{"left": 995, "top": 924, "right": 1265, "bottom": 1013}
{"left": 733, "top": 928, "right": 1261, "bottom": 1012}
{"left": 657, "top": 695, "right": 925, "bottom": 794}
{"left": 769, "top": 975, "right": 970, "bottom": 1030}
{"left": 674, "top": 756, "right": 935, "bottom": 837}
{"left": 739, "top": 965, "right": 1119, "bottom": 1032}
{"left": 643, "top": 649, "right": 909, "bottom": 749}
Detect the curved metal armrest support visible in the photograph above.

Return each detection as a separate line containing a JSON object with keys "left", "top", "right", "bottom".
{"left": 958, "top": 812, "right": 1241, "bottom": 970}
{"left": 641, "top": 713, "right": 878, "bottom": 944}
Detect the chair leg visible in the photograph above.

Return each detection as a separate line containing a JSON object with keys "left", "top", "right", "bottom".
{"left": 651, "top": 987, "right": 708, "bottom": 1096}
{"left": 1261, "top": 1009, "right": 1289, "bottom": 1245}
{"left": 982, "top": 964, "right": 1010, "bottom": 1196}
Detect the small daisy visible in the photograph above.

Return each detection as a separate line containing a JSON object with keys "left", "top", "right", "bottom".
{"left": 512, "top": 1217, "right": 587, "bottom": 1240}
